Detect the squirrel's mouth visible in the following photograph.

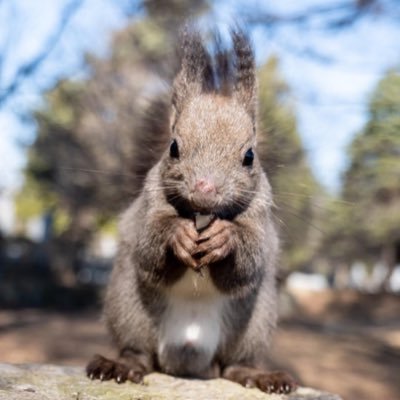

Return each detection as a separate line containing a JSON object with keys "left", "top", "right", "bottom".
{"left": 189, "top": 192, "right": 220, "bottom": 213}
{"left": 164, "top": 188, "right": 246, "bottom": 221}
{"left": 186, "top": 197, "right": 243, "bottom": 221}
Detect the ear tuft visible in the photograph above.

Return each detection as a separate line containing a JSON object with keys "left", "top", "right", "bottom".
{"left": 213, "top": 32, "right": 232, "bottom": 96}
{"left": 232, "top": 29, "right": 257, "bottom": 120}
{"left": 172, "top": 26, "right": 257, "bottom": 124}
{"left": 172, "top": 28, "right": 213, "bottom": 114}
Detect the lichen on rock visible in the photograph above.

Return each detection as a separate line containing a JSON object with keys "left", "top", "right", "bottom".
{"left": 0, "top": 363, "right": 342, "bottom": 400}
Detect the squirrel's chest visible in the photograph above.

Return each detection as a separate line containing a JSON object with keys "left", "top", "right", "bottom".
{"left": 158, "top": 268, "right": 226, "bottom": 361}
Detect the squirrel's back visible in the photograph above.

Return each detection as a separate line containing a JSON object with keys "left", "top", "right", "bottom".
{"left": 130, "top": 95, "right": 171, "bottom": 193}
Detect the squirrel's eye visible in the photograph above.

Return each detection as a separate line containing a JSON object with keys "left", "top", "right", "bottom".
{"left": 170, "top": 139, "right": 179, "bottom": 159}
{"left": 243, "top": 148, "right": 254, "bottom": 167}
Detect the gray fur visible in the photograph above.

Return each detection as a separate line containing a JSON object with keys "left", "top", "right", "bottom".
{"left": 104, "top": 29, "right": 279, "bottom": 377}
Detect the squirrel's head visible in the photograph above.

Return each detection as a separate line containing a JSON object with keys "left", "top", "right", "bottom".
{"left": 161, "top": 29, "right": 262, "bottom": 218}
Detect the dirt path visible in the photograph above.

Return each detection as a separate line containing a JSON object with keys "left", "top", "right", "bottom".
{"left": 0, "top": 291, "right": 399, "bottom": 400}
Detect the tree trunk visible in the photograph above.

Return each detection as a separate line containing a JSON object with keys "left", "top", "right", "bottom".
{"left": 378, "top": 243, "right": 396, "bottom": 292}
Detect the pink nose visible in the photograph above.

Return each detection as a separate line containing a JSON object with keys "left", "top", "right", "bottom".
{"left": 194, "top": 178, "right": 216, "bottom": 195}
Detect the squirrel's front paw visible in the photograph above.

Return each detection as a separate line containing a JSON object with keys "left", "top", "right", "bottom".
{"left": 194, "top": 219, "right": 236, "bottom": 267}
{"left": 86, "top": 354, "right": 144, "bottom": 384}
{"left": 168, "top": 219, "right": 199, "bottom": 269}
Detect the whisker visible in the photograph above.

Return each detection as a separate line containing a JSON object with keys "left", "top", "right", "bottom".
{"left": 270, "top": 210, "right": 297, "bottom": 245}
{"left": 275, "top": 197, "right": 355, "bottom": 214}
{"left": 274, "top": 204, "right": 327, "bottom": 236}
{"left": 58, "top": 166, "right": 138, "bottom": 178}
{"left": 274, "top": 191, "right": 354, "bottom": 206}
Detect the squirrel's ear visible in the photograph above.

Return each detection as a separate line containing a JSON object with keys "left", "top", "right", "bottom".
{"left": 232, "top": 29, "right": 257, "bottom": 124}
{"left": 172, "top": 29, "right": 213, "bottom": 115}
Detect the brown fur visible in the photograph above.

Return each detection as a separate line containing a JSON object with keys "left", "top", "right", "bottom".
{"left": 86, "top": 28, "right": 297, "bottom": 394}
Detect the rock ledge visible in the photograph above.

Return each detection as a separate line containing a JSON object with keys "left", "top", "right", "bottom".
{"left": 0, "top": 363, "right": 342, "bottom": 400}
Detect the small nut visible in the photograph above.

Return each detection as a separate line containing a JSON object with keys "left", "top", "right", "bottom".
{"left": 194, "top": 213, "right": 215, "bottom": 231}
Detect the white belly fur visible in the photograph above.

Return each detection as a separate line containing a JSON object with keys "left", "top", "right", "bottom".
{"left": 158, "top": 268, "right": 225, "bottom": 359}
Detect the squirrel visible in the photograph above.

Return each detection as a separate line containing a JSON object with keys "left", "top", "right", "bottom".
{"left": 86, "top": 29, "right": 297, "bottom": 395}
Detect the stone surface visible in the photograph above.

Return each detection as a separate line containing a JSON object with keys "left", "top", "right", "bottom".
{"left": 0, "top": 363, "right": 342, "bottom": 400}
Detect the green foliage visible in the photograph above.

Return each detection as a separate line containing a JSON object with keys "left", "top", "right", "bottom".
{"left": 14, "top": 177, "right": 70, "bottom": 235}
{"left": 14, "top": 178, "right": 55, "bottom": 224}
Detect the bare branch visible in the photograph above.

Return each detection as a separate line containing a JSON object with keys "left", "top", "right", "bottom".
{"left": 0, "top": 1, "right": 18, "bottom": 81}
{"left": 0, "top": 0, "right": 84, "bottom": 106}
{"left": 245, "top": 0, "right": 383, "bottom": 31}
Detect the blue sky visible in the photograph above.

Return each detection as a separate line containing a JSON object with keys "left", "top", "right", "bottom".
{"left": 0, "top": 0, "right": 128, "bottom": 191}
{"left": 1, "top": 0, "right": 400, "bottom": 195}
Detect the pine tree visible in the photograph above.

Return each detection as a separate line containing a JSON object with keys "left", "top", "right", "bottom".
{"left": 341, "top": 69, "right": 400, "bottom": 287}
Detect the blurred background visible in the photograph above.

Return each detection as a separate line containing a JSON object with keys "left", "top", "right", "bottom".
{"left": 0, "top": 1, "right": 399, "bottom": 399}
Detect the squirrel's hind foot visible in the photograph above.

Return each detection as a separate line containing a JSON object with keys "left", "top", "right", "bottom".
{"left": 223, "top": 365, "right": 298, "bottom": 394}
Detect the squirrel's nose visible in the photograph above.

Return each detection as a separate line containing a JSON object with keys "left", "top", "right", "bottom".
{"left": 194, "top": 178, "right": 216, "bottom": 195}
